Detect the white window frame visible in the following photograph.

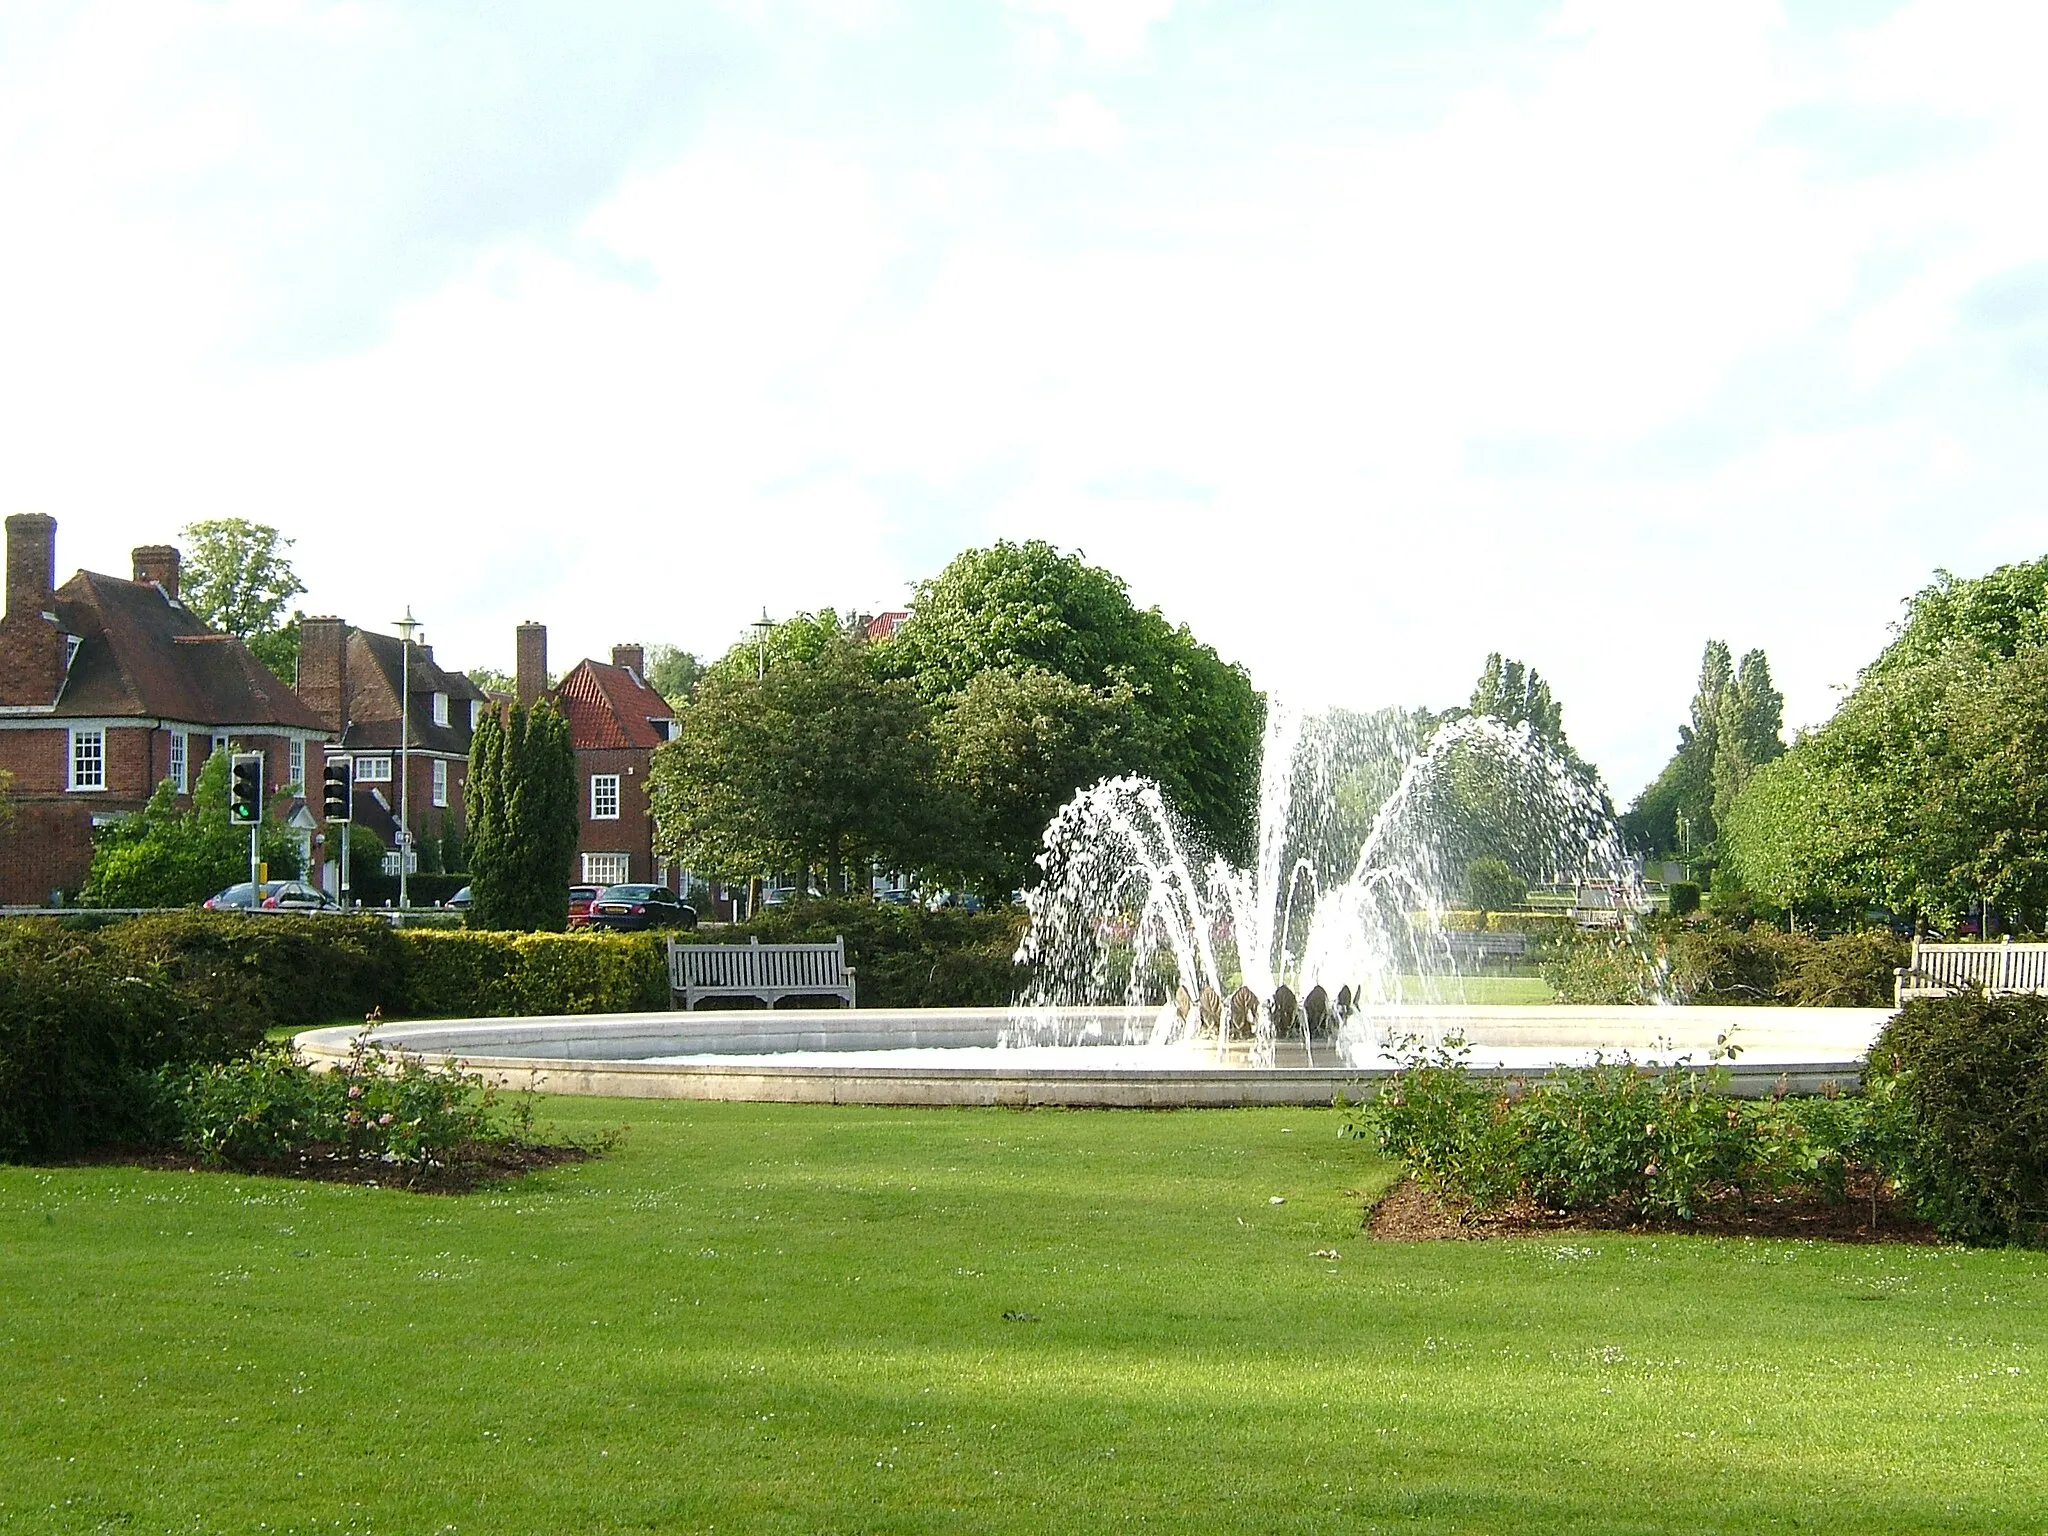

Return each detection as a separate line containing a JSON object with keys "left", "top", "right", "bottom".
{"left": 432, "top": 758, "right": 449, "bottom": 808}
{"left": 355, "top": 755, "right": 392, "bottom": 783}
{"left": 432, "top": 692, "right": 449, "bottom": 728}
{"left": 582, "top": 852, "right": 631, "bottom": 886}
{"left": 69, "top": 727, "right": 106, "bottom": 792}
{"left": 288, "top": 738, "right": 304, "bottom": 789}
{"left": 469, "top": 698, "right": 483, "bottom": 730}
{"left": 590, "top": 773, "right": 621, "bottom": 820}
{"left": 212, "top": 733, "right": 231, "bottom": 761}
{"left": 168, "top": 732, "right": 187, "bottom": 794}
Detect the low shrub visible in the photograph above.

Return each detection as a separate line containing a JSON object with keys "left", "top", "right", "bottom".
{"left": 1667, "top": 882, "right": 1701, "bottom": 917}
{"left": 686, "top": 898, "right": 1029, "bottom": 1008}
{"left": 1865, "top": 993, "right": 2048, "bottom": 1246}
{"left": 1537, "top": 924, "right": 1906, "bottom": 1007}
{"left": 1345, "top": 1036, "right": 1883, "bottom": 1223}
{"left": 95, "top": 911, "right": 403, "bottom": 1033}
{"left": 156, "top": 1038, "right": 518, "bottom": 1171}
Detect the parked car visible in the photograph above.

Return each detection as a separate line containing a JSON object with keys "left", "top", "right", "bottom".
{"left": 203, "top": 880, "right": 339, "bottom": 912}
{"left": 588, "top": 884, "right": 698, "bottom": 932}
{"left": 446, "top": 885, "right": 473, "bottom": 911}
{"left": 567, "top": 884, "right": 604, "bottom": 928}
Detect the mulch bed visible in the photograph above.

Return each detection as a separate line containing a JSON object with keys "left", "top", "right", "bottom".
{"left": 67, "top": 1140, "right": 596, "bottom": 1195}
{"left": 1368, "top": 1174, "right": 1942, "bottom": 1245}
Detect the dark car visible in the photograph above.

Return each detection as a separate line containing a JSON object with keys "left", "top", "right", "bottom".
{"left": 204, "top": 880, "right": 339, "bottom": 912}
{"left": 567, "top": 884, "right": 603, "bottom": 928}
{"left": 588, "top": 884, "right": 698, "bottom": 932}
{"left": 446, "top": 886, "right": 473, "bottom": 911}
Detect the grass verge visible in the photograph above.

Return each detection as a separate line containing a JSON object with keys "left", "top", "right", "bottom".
{"left": 4, "top": 1099, "right": 2044, "bottom": 1533}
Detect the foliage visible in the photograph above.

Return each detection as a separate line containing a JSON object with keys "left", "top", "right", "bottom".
{"left": 1464, "top": 857, "right": 1526, "bottom": 912}
{"left": 1866, "top": 993, "right": 2048, "bottom": 1245}
{"left": 1540, "top": 924, "right": 1903, "bottom": 1008}
{"left": 680, "top": 897, "right": 1029, "bottom": 1008}
{"left": 1348, "top": 1036, "right": 1881, "bottom": 1223}
{"left": 651, "top": 627, "right": 939, "bottom": 891}
{"left": 1541, "top": 932, "right": 1662, "bottom": 1004}
{"left": 1463, "top": 654, "right": 1568, "bottom": 748}
{"left": 644, "top": 643, "right": 703, "bottom": 706}
{"left": 1720, "top": 565, "right": 2048, "bottom": 926}
{"left": 881, "top": 541, "right": 1262, "bottom": 869}
{"left": 155, "top": 1038, "right": 518, "bottom": 1171}
{"left": 177, "top": 519, "right": 307, "bottom": 676}
{"left": 466, "top": 701, "right": 580, "bottom": 931}
{"left": 1667, "top": 881, "right": 1701, "bottom": 917}
{"left": 397, "top": 930, "right": 668, "bottom": 1018}
{"left": 81, "top": 749, "right": 301, "bottom": 907}
{"left": 1625, "top": 640, "right": 1785, "bottom": 856}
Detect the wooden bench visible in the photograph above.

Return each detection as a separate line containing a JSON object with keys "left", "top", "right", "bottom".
{"left": 668, "top": 936, "right": 857, "bottom": 1010}
{"left": 1445, "top": 930, "right": 1528, "bottom": 962}
{"left": 1896, "top": 937, "right": 2048, "bottom": 1007}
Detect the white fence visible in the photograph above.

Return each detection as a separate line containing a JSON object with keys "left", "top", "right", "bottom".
{"left": 1895, "top": 938, "right": 2048, "bottom": 1006}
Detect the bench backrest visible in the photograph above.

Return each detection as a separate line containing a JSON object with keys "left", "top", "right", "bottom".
{"left": 1911, "top": 939, "right": 2048, "bottom": 994}
{"left": 670, "top": 938, "right": 849, "bottom": 990}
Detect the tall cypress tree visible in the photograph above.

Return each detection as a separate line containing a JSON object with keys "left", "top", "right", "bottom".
{"left": 466, "top": 700, "right": 578, "bottom": 931}
{"left": 465, "top": 704, "right": 513, "bottom": 928}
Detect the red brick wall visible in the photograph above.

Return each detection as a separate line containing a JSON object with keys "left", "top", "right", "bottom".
{"left": 573, "top": 746, "right": 663, "bottom": 885}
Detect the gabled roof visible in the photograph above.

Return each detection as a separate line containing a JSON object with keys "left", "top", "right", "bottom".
{"left": 336, "top": 628, "right": 486, "bottom": 756}
{"left": 51, "top": 570, "right": 327, "bottom": 729}
{"left": 552, "top": 659, "right": 675, "bottom": 750}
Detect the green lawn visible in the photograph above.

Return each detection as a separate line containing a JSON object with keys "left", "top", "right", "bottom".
{"left": 4, "top": 1100, "right": 2044, "bottom": 1534}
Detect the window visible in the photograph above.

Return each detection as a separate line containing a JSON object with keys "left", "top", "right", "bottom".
{"left": 355, "top": 756, "right": 392, "bottom": 783}
{"left": 432, "top": 758, "right": 449, "bottom": 807}
{"left": 212, "top": 733, "right": 231, "bottom": 761}
{"left": 69, "top": 728, "right": 105, "bottom": 791}
{"left": 288, "top": 738, "right": 304, "bottom": 789}
{"left": 582, "top": 852, "right": 630, "bottom": 886}
{"left": 432, "top": 692, "right": 449, "bottom": 728}
{"left": 469, "top": 698, "right": 482, "bottom": 731}
{"left": 590, "top": 773, "right": 621, "bottom": 820}
{"left": 168, "top": 732, "right": 187, "bottom": 794}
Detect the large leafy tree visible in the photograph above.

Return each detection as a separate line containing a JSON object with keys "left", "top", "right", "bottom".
{"left": 178, "top": 519, "right": 308, "bottom": 680}
{"left": 81, "top": 749, "right": 300, "bottom": 907}
{"left": 466, "top": 701, "right": 580, "bottom": 930}
{"left": 1720, "top": 556, "right": 2048, "bottom": 926}
{"left": 881, "top": 541, "right": 1262, "bottom": 871}
{"left": 650, "top": 624, "right": 938, "bottom": 892}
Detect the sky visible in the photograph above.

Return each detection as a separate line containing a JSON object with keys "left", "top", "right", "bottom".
{"left": 2, "top": 0, "right": 2045, "bottom": 800}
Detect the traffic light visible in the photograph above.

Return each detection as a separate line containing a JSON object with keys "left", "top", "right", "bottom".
{"left": 322, "top": 757, "right": 353, "bottom": 823}
{"left": 229, "top": 752, "right": 264, "bottom": 827}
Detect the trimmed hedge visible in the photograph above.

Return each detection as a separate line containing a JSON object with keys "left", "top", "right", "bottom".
{"left": 679, "top": 898, "right": 1028, "bottom": 1009}
{"left": 396, "top": 931, "right": 667, "bottom": 1018}
{"left": 1867, "top": 993, "right": 2048, "bottom": 1246}
{"left": 1542, "top": 924, "right": 1905, "bottom": 1007}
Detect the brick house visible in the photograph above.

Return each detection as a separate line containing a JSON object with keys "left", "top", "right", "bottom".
{"left": 296, "top": 617, "right": 489, "bottom": 892}
{"left": 0, "top": 513, "right": 332, "bottom": 905}
{"left": 512, "top": 622, "right": 684, "bottom": 894}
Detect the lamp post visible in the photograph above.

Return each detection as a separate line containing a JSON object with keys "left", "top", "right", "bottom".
{"left": 394, "top": 607, "right": 421, "bottom": 911}
{"left": 752, "top": 607, "right": 773, "bottom": 680}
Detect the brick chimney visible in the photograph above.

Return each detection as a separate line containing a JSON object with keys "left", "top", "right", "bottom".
{"left": 611, "top": 643, "right": 645, "bottom": 678}
{"left": 297, "top": 617, "right": 349, "bottom": 732}
{"left": 515, "top": 622, "right": 547, "bottom": 707}
{"left": 132, "top": 545, "right": 181, "bottom": 598}
{"left": 0, "top": 513, "right": 65, "bottom": 707}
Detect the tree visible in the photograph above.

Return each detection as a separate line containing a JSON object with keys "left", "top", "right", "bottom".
{"left": 1464, "top": 856, "right": 1526, "bottom": 912}
{"left": 81, "top": 749, "right": 301, "bottom": 907}
{"left": 928, "top": 665, "right": 1134, "bottom": 894}
{"left": 465, "top": 667, "right": 514, "bottom": 698}
{"left": 465, "top": 701, "right": 580, "bottom": 930}
{"left": 881, "top": 541, "right": 1262, "bottom": 867}
{"left": 1719, "top": 557, "right": 2048, "bottom": 927}
{"left": 644, "top": 644, "right": 703, "bottom": 707}
{"left": 179, "top": 519, "right": 308, "bottom": 679}
{"left": 1465, "top": 654, "right": 1568, "bottom": 747}
{"left": 1624, "top": 640, "right": 1783, "bottom": 856}
{"left": 650, "top": 628, "right": 938, "bottom": 892}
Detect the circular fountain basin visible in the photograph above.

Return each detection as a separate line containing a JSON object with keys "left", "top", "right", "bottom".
{"left": 294, "top": 1004, "right": 1891, "bottom": 1108}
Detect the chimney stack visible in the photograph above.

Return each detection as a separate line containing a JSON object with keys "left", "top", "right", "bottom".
{"left": 131, "top": 545, "right": 181, "bottom": 599}
{"left": 0, "top": 513, "right": 65, "bottom": 707}
{"left": 297, "top": 617, "right": 349, "bottom": 731}
{"left": 515, "top": 622, "right": 547, "bottom": 707}
{"left": 611, "top": 643, "right": 645, "bottom": 678}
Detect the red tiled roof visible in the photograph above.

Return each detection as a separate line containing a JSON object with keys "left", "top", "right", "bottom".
{"left": 866, "top": 611, "right": 910, "bottom": 640}
{"left": 52, "top": 570, "right": 327, "bottom": 730}
{"left": 551, "top": 659, "right": 675, "bottom": 750}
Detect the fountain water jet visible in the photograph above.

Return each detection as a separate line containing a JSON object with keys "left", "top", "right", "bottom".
{"left": 1013, "top": 701, "right": 1643, "bottom": 1066}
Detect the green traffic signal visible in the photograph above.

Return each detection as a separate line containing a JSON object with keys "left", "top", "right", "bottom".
{"left": 229, "top": 752, "right": 264, "bottom": 827}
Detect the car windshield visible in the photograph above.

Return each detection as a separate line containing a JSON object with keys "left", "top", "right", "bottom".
{"left": 604, "top": 886, "right": 656, "bottom": 899}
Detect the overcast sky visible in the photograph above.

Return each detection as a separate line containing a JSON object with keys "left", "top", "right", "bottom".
{"left": 3, "top": 0, "right": 2045, "bottom": 798}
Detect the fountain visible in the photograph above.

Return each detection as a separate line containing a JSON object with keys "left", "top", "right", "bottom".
{"left": 1012, "top": 703, "right": 1640, "bottom": 1067}
{"left": 295, "top": 704, "right": 1891, "bottom": 1105}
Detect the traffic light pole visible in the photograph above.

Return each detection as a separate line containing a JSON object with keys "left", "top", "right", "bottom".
{"left": 340, "top": 821, "right": 351, "bottom": 910}
{"left": 249, "top": 822, "right": 259, "bottom": 898}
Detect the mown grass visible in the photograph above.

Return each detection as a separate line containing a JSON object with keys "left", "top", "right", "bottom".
{"left": 3, "top": 1099, "right": 2045, "bottom": 1534}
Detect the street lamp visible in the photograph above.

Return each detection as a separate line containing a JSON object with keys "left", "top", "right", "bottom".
{"left": 394, "top": 606, "right": 421, "bottom": 911}
{"left": 751, "top": 607, "right": 773, "bottom": 680}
